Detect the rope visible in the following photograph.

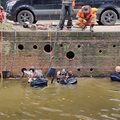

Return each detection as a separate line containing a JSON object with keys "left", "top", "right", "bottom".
{"left": 48, "top": 31, "right": 53, "bottom": 66}
{"left": 0, "top": 19, "right": 13, "bottom": 80}
{"left": 48, "top": 26, "right": 59, "bottom": 67}
{"left": 47, "top": 25, "right": 59, "bottom": 83}
{"left": 10, "top": 28, "right": 17, "bottom": 78}
{"left": 0, "top": 22, "right": 3, "bottom": 81}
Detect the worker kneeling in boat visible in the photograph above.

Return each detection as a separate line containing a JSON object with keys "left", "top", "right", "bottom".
{"left": 24, "top": 67, "right": 43, "bottom": 83}
{"left": 76, "top": 5, "right": 97, "bottom": 32}
{"left": 57, "top": 69, "right": 74, "bottom": 81}
{"left": 115, "top": 66, "right": 120, "bottom": 73}
{"left": 56, "top": 69, "right": 77, "bottom": 85}
{"left": 110, "top": 66, "right": 120, "bottom": 81}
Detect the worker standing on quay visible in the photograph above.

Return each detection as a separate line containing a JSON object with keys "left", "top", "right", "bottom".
{"left": 58, "top": 0, "right": 76, "bottom": 30}
{"left": 76, "top": 5, "right": 97, "bottom": 32}
{"left": 0, "top": 6, "right": 4, "bottom": 23}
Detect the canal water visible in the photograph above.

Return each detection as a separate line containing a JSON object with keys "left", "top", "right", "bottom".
{"left": 0, "top": 78, "right": 119, "bottom": 120}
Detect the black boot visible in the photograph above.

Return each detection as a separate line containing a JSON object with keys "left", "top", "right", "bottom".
{"left": 81, "top": 25, "right": 87, "bottom": 31}
{"left": 57, "top": 26, "right": 63, "bottom": 30}
{"left": 90, "top": 24, "right": 94, "bottom": 32}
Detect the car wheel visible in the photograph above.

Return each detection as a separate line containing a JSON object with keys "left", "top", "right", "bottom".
{"left": 17, "top": 10, "right": 34, "bottom": 25}
{"left": 33, "top": 19, "right": 37, "bottom": 24}
{"left": 100, "top": 10, "right": 117, "bottom": 25}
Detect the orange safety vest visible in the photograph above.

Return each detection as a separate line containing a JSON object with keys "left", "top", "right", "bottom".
{"left": 76, "top": 8, "right": 97, "bottom": 20}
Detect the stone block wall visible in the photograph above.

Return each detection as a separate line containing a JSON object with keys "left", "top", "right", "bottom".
{"left": 1, "top": 31, "right": 120, "bottom": 77}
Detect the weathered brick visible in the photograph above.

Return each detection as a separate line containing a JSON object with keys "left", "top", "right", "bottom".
{"left": 1, "top": 31, "right": 120, "bottom": 77}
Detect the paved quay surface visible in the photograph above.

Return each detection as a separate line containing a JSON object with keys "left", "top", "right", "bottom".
{"left": 3, "top": 20, "right": 120, "bottom": 32}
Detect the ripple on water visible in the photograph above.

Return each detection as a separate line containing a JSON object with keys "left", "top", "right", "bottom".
{"left": 0, "top": 112, "right": 10, "bottom": 118}
{"left": 111, "top": 114, "right": 120, "bottom": 119}
{"left": 59, "top": 113, "right": 71, "bottom": 117}
{"left": 109, "top": 98, "right": 120, "bottom": 102}
{"left": 39, "top": 119, "right": 52, "bottom": 120}
{"left": 18, "top": 118, "right": 32, "bottom": 120}
{"left": 109, "top": 90, "right": 120, "bottom": 93}
{"left": 101, "top": 114, "right": 118, "bottom": 120}
{"left": 40, "top": 107, "right": 63, "bottom": 113}
{"left": 22, "top": 111, "right": 36, "bottom": 117}
{"left": 31, "top": 102, "right": 40, "bottom": 105}
{"left": 101, "top": 109, "right": 109, "bottom": 112}
{"left": 74, "top": 114, "right": 96, "bottom": 120}
{"left": 0, "top": 112, "right": 5, "bottom": 116}
{"left": 112, "top": 107, "right": 120, "bottom": 111}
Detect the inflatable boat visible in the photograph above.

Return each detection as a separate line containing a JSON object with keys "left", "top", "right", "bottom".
{"left": 30, "top": 77, "right": 48, "bottom": 88}
{"left": 110, "top": 72, "right": 120, "bottom": 82}
{"left": 57, "top": 77, "right": 77, "bottom": 85}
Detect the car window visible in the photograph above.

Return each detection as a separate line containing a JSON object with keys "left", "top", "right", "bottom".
{"left": 104, "top": 0, "right": 115, "bottom": 4}
{"left": 76, "top": 0, "right": 94, "bottom": 4}
{"left": 32, "top": 0, "right": 57, "bottom": 9}
{"left": 116, "top": 0, "right": 120, "bottom": 4}
{"left": 94, "top": 0, "right": 105, "bottom": 3}
{"left": 76, "top": 0, "right": 84, "bottom": 4}
{"left": 56, "top": 0, "right": 62, "bottom": 9}
{"left": 84, "top": 0, "right": 94, "bottom": 6}
{"left": 75, "top": 0, "right": 94, "bottom": 8}
{"left": 75, "top": 0, "right": 85, "bottom": 9}
{"left": 94, "top": 0, "right": 105, "bottom": 8}
{"left": 33, "top": 0, "right": 55, "bottom": 5}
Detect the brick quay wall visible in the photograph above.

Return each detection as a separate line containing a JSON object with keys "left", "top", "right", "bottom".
{"left": 1, "top": 31, "right": 120, "bottom": 77}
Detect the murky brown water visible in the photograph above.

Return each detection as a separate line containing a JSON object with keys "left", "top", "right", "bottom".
{"left": 0, "top": 78, "right": 119, "bottom": 120}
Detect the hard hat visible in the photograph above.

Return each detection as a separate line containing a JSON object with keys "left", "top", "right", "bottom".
{"left": 29, "top": 66, "right": 35, "bottom": 72}
{"left": 82, "top": 5, "right": 91, "bottom": 14}
{"left": 92, "top": 8, "right": 97, "bottom": 12}
{"left": 61, "top": 69, "right": 66, "bottom": 74}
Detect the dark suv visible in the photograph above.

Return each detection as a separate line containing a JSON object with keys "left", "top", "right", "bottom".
{"left": 6, "top": 0, "right": 120, "bottom": 25}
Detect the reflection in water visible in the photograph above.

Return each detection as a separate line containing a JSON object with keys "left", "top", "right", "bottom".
{"left": 0, "top": 78, "right": 119, "bottom": 120}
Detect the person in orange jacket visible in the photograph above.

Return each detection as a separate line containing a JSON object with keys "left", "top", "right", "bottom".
{"left": 76, "top": 5, "right": 97, "bottom": 32}
{"left": 0, "top": 6, "right": 4, "bottom": 23}
{"left": 58, "top": 0, "right": 76, "bottom": 30}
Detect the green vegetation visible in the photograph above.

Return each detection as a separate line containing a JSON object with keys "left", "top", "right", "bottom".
{"left": 0, "top": 22, "right": 13, "bottom": 30}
